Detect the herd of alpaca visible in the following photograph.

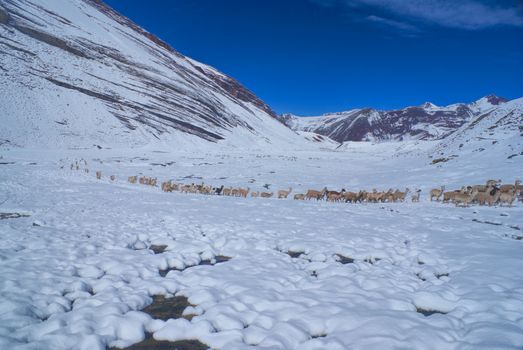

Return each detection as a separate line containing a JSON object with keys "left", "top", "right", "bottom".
{"left": 429, "top": 179, "right": 521, "bottom": 207}
{"left": 86, "top": 167, "right": 521, "bottom": 207}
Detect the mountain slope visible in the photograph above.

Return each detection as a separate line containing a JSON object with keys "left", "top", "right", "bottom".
{"left": 0, "top": 0, "right": 303, "bottom": 150}
{"left": 431, "top": 97, "right": 523, "bottom": 164}
{"left": 281, "top": 95, "right": 512, "bottom": 143}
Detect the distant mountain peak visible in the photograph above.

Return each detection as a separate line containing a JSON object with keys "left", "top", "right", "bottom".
{"left": 480, "top": 94, "right": 508, "bottom": 105}
{"left": 420, "top": 102, "right": 438, "bottom": 109}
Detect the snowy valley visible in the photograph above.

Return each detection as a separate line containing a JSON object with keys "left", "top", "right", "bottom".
{"left": 1, "top": 1, "right": 523, "bottom": 350}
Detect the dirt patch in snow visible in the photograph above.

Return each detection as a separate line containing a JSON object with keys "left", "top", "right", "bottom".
{"left": 0, "top": 212, "right": 30, "bottom": 220}
{"left": 114, "top": 334, "right": 207, "bottom": 350}
{"left": 149, "top": 245, "right": 168, "bottom": 254}
{"left": 336, "top": 254, "right": 354, "bottom": 264}
{"left": 142, "top": 295, "right": 195, "bottom": 321}
{"left": 159, "top": 255, "right": 231, "bottom": 277}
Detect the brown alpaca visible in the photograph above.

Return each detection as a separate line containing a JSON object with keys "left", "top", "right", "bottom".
{"left": 161, "top": 181, "right": 173, "bottom": 192}
{"left": 454, "top": 188, "right": 479, "bottom": 207}
{"left": 499, "top": 189, "right": 519, "bottom": 207}
{"left": 443, "top": 190, "right": 461, "bottom": 203}
{"left": 128, "top": 176, "right": 137, "bottom": 184}
{"left": 96, "top": 171, "right": 102, "bottom": 180}
{"left": 239, "top": 187, "right": 250, "bottom": 198}
{"left": 278, "top": 187, "right": 292, "bottom": 199}
{"left": 110, "top": 175, "right": 116, "bottom": 181}
{"left": 342, "top": 191, "right": 359, "bottom": 203}
{"left": 260, "top": 192, "right": 273, "bottom": 198}
{"left": 294, "top": 193, "right": 305, "bottom": 200}
{"left": 499, "top": 180, "right": 521, "bottom": 193}
{"left": 305, "top": 187, "right": 327, "bottom": 200}
{"left": 180, "top": 184, "right": 193, "bottom": 193}
{"left": 477, "top": 186, "right": 501, "bottom": 207}
{"left": 251, "top": 191, "right": 258, "bottom": 198}
{"left": 392, "top": 188, "right": 410, "bottom": 202}
{"left": 430, "top": 186, "right": 445, "bottom": 201}
{"left": 472, "top": 180, "right": 501, "bottom": 193}
{"left": 366, "top": 190, "right": 380, "bottom": 203}
{"left": 326, "top": 189, "right": 345, "bottom": 202}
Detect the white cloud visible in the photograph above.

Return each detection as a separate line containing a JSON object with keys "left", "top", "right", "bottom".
{"left": 366, "top": 15, "right": 420, "bottom": 32}
{"left": 313, "top": 0, "right": 523, "bottom": 30}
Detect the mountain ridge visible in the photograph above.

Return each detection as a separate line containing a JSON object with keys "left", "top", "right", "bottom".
{"left": 280, "top": 95, "right": 517, "bottom": 143}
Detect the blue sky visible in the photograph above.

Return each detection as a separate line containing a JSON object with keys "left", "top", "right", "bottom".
{"left": 105, "top": 0, "right": 523, "bottom": 115}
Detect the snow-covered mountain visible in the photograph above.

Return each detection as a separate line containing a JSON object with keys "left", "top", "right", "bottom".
{"left": 431, "top": 97, "right": 523, "bottom": 164}
{"left": 0, "top": 0, "right": 305, "bottom": 150}
{"left": 281, "top": 95, "right": 514, "bottom": 143}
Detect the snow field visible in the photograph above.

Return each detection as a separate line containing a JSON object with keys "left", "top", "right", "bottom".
{"left": 0, "top": 147, "right": 522, "bottom": 349}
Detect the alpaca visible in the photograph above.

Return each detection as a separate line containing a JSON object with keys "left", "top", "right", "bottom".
{"left": 393, "top": 188, "right": 410, "bottom": 202}
{"left": 161, "top": 181, "right": 173, "bottom": 192}
{"left": 326, "top": 189, "right": 345, "bottom": 202}
{"left": 411, "top": 189, "right": 421, "bottom": 202}
{"left": 499, "top": 189, "right": 519, "bottom": 207}
{"left": 214, "top": 185, "right": 224, "bottom": 195}
{"left": 96, "top": 171, "right": 102, "bottom": 180}
{"left": 454, "top": 188, "right": 479, "bottom": 207}
{"left": 430, "top": 186, "right": 445, "bottom": 201}
{"left": 476, "top": 186, "right": 501, "bottom": 207}
{"left": 278, "top": 187, "right": 292, "bottom": 199}
{"left": 499, "top": 180, "right": 521, "bottom": 193}
{"left": 342, "top": 191, "right": 359, "bottom": 203}
{"left": 443, "top": 190, "right": 462, "bottom": 203}
{"left": 305, "top": 187, "right": 327, "bottom": 200}
{"left": 366, "top": 189, "right": 380, "bottom": 203}
{"left": 239, "top": 187, "right": 250, "bottom": 198}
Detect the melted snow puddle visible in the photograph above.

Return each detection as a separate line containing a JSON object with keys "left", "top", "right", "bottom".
{"left": 115, "top": 296, "right": 208, "bottom": 350}
{"left": 0, "top": 212, "right": 30, "bottom": 220}
{"left": 416, "top": 307, "right": 447, "bottom": 317}
{"left": 112, "top": 334, "right": 207, "bottom": 350}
